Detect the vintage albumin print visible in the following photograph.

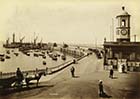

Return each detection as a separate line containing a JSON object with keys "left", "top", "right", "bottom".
{"left": 0, "top": 0, "right": 140, "bottom": 99}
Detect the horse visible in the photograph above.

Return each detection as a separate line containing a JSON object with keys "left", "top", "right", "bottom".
{"left": 25, "top": 71, "right": 46, "bottom": 87}
{"left": 0, "top": 76, "right": 17, "bottom": 89}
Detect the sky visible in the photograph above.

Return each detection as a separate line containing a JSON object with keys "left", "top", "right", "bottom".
{"left": 0, "top": 0, "right": 140, "bottom": 44}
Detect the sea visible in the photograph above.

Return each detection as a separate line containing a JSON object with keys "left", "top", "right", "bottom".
{"left": 0, "top": 42, "right": 73, "bottom": 73}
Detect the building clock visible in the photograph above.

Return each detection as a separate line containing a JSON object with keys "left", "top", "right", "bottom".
{"left": 121, "top": 29, "right": 127, "bottom": 35}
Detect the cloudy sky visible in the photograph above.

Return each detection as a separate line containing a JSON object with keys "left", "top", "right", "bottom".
{"left": 0, "top": 0, "right": 140, "bottom": 44}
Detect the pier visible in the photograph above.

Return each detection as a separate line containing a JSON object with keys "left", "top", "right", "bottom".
{"left": 1, "top": 52, "right": 139, "bottom": 99}
{"left": 0, "top": 53, "right": 87, "bottom": 79}
{"left": 60, "top": 47, "right": 85, "bottom": 58}
{"left": 0, "top": 2, "right": 140, "bottom": 99}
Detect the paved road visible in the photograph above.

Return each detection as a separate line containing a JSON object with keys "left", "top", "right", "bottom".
{"left": 1, "top": 53, "right": 140, "bottom": 99}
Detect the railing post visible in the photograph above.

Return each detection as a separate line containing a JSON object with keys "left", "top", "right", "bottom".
{"left": 0, "top": 71, "right": 2, "bottom": 78}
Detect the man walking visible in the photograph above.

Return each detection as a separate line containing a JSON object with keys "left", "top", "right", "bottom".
{"left": 109, "top": 68, "right": 114, "bottom": 78}
{"left": 98, "top": 80, "right": 104, "bottom": 97}
{"left": 70, "top": 66, "right": 75, "bottom": 77}
{"left": 122, "top": 64, "right": 125, "bottom": 73}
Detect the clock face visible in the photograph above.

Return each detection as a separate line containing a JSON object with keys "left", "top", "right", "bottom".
{"left": 121, "top": 29, "right": 127, "bottom": 35}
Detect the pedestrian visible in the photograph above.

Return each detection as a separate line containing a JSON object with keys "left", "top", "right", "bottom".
{"left": 70, "top": 66, "right": 75, "bottom": 77}
{"left": 16, "top": 67, "right": 24, "bottom": 86}
{"left": 109, "top": 69, "right": 114, "bottom": 78}
{"left": 122, "top": 64, "right": 125, "bottom": 73}
{"left": 98, "top": 80, "right": 104, "bottom": 97}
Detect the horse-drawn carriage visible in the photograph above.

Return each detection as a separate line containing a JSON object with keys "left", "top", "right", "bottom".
{"left": 0, "top": 76, "right": 17, "bottom": 89}
{"left": 0, "top": 71, "right": 46, "bottom": 89}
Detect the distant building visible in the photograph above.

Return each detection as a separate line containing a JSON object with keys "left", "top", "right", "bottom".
{"left": 103, "top": 6, "right": 140, "bottom": 72}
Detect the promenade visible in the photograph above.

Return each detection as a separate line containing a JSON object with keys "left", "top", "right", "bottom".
{"left": 1, "top": 53, "right": 140, "bottom": 99}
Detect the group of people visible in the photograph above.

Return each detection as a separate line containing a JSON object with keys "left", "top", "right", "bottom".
{"left": 69, "top": 66, "right": 109, "bottom": 97}
{"left": 16, "top": 64, "right": 121, "bottom": 97}
{"left": 98, "top": 68, "right": 114, "bottom": 97}
{"left": 109, "top": 64, "right": 126, "bottom": 79}
{"left": 15, "top": 67, "right": 41, "bottom": 87}
{"left": 99, "top": 64, "right": 126, "bottom": 97}
{"left": 16, "top": 66, "right": 105, "bottom": 97}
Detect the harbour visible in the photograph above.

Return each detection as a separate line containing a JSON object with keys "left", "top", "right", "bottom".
{"left": 0, "top": 0, "right": 140, "bottom": 99}
{"left": 0, "top": 42, "right": 86, "bottom": 74}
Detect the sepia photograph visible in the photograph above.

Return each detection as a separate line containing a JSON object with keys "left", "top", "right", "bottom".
{"left": 0, "top": 0, "right": 140, "bottom": 99}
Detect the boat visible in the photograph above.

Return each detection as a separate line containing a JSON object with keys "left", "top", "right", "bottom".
{"left": 57, "top": 54, "right": 60, "bottom": 57}
{"left": 6, "top": 50, "right": 10, "bottom": 54}
{"left": 26, "top": 53, "right": 30, "bottom": 56}
{"left": 0, "top": 54, "right": 4, "bottom": 57}
{"left": 47, "top": 51, "right": 49, "bottom": 54}
{"left": 27, "top": 53, "right": 30, "bottom": 56}
{"left": 0, "top": 57, "right": 5, "bottom": 62}
{"left": 34, "top": 53, "right": 39, "bottom": 57}
{"left": 41, "top": 51, "right": 45, "bottom": 55}
{"left": 39, "top": 53, "right": 44, "bottom": 56}
{"left": 14, "top": 53, "right": 19, "bottom": 56}
{"left": 42, "top": 56, "right": 46, "bottom": 59}
{"left": 52, "top": 56, "right": 57, "bottom": 61}
{"left": 48, "top": 53, "right": 53, "bottom": 58}
{"left": 43, "top": 61, "right": 46, "bottom": 65}
{"left": 5, "top": 55, "right": 10, "bottom": 59}
{"left": 61, "top": 55, "right": 66, "bottom": 60}
{"left": 0, "top": 54, "right": 5, "bottom": 61}
{"left": 21, "top": 51, "right": 30, "bottom": 56}
{"left": 35, "top": 50, "right": 39, "bottom": 52}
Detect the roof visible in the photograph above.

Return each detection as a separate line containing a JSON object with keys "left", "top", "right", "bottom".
{"left": 104, "top": 42, "right": 140, "bottom": 47}
{"left": 116, "top": 6, "right": 130, "bottom": 17}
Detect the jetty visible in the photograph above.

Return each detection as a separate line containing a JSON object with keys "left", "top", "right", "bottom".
{"left": 0, "top": 51, "right": 139, "bottom": 99}
{"left": 0, "top": 53, "right": 87, "bottom": 79}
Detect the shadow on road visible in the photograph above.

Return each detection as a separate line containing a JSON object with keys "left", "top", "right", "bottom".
{"left": 100, "top": 92, "right": 112, "bottom": 98}
{"left": 74, "top": 76, "right": 80, "bottom": 78}
{"left": 73, "top": 75, "right": 80, "bottom": 78}
{"left": 0, "top": 84, "right": 54, "bottom": 96}
{"left": 112, "top": 77, "right": 118, "bottom": 79}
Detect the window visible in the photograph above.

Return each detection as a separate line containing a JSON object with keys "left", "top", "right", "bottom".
{"left": 121, "top": 19, "right": 126, "bottom": 27}
{"left": 117, "top": 30, "right": 119, "bottom": 35}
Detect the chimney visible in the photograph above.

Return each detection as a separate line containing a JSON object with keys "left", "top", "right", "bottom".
{"left": 13, "top": 33, "right": 15, "bottom": 43}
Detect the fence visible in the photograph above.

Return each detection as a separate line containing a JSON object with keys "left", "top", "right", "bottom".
{"left": 0, "top": 54, "right": 87, "bottom": 79}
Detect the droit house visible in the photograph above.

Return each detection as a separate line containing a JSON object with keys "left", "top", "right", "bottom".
{"left": 104, "top": 6, "right": 140, "bottom": 72}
